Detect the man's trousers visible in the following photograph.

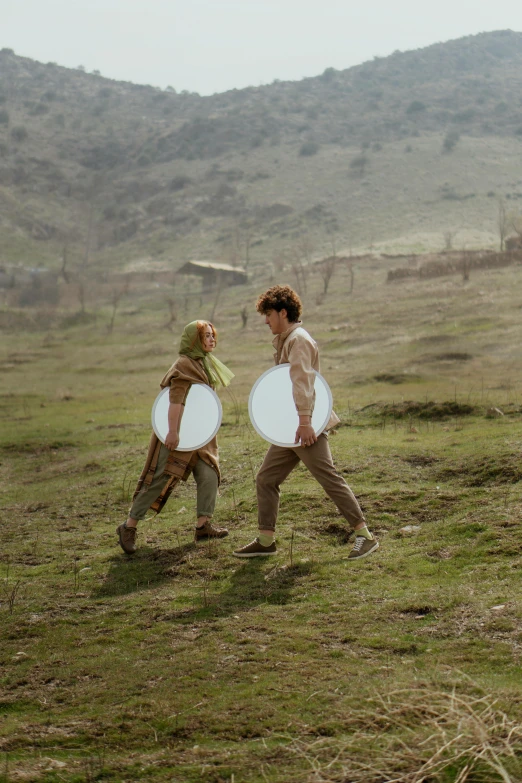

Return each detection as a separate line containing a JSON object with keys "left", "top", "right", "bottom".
{"left": 256, "top": 433, "right": 365, "bottom": 531}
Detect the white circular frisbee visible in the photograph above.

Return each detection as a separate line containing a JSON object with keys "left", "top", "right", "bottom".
{"left": 151, "top": 384, "right": 222, "bottom": 451}
{"left": 248, "top": 363, "right": 333, "bottom": 448}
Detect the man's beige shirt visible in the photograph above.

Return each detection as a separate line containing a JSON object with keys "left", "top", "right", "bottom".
{"left": 272, "top": 321, "right": 340, "bottom": 430}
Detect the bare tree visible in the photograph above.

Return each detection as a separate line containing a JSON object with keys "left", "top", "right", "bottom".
{"left": 498, "top": 199, "right": 508, "bottom": 252}
{"left": 82, "top": 202, "right": 95, "bottom": 271}
{"left": 326, "top": 230, "right": 337, "bottom": 259}
{"left": 346, "top": 261, "right": 355, "bottom": 294}
{"left": 227, "top": 216, "right": 256, "bottom": 269}
{"left": 244, "top": 225, "right": 254, "bottom": 270}
{"left": 285, "top": 245, "right": 311, "bottom": 295}
{"left": 509, "top": 211, "right": 522, "bottom": 244}
{"left": 77, "top": 277, "right": 86, "bottom": 314}
{"left": 240, "top": 305, "right": 248, "bottom": 328}
{"left": 317, "top": 256, "right": 337, "bottom": 295}
{"left": 290, "top": 256, "right": 308, "bottom": 295}
{"left": 443, "top": 231, "right": 457, "bottom": 251}
{"left": 296, "top": 234, "right": 315, "bottom": 265}
{"left": 209, "top": 273, "right": 223, "bottom": 322}
{"left": 460, "top": 251, "right": 472, "bottom": 282}
{"left": 163, "top": 298, "right": 178, "bottom": 330}
{"left": 107, "top": 286, "right": 127, "bottom": 334}
{"left": 60, "top": 245, "right": 70, "bottom": 283}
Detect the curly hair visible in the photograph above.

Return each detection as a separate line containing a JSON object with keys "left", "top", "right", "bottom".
{"left": 256, "top": 285, "right": 302, "bottom": 323}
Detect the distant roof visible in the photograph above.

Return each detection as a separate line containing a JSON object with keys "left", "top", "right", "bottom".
{"left": 179, "top": 260, "right": 247, "bottom": 274}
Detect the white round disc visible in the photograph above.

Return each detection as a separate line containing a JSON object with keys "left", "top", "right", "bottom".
{"left": 151, "top": 383, "right": 222, "bottom": 451}
{"left": 248, "top": 363, "right": 333, "bottom": 447}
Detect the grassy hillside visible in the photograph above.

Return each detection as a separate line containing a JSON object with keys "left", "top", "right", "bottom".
{"left": 1, "top": 255, "right": 521, "bottom": 780}
{"left": 2, "top": 30, "right": 522, "bottom": 272}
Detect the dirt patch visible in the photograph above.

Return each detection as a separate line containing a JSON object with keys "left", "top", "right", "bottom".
{"left": 438, "top": 454, "right": 522, "bottom": 486}
{"left": 1, "top": 440, "right": 73, "bottom": 454}
{"left": 434, "top": 352, "right": 473, "bottom": 361}
{"left": 374, "top": 373, "right": 420, "bottom": 384}
{"left": 318, "top": 520, "right": 352, "bottom": 542}
{"left": 379, "top": 401, "right": 476, "bottom": 420}
{"left": 416, "top": 334, "right": 453, "bottom": 344}
{"left": 402, "top": 454, "right": 440, "bottom": 467}
{"left": 94, "top": 423, "right": 144, "bottom": 430}
{"left": 400, "top": 605, "right": 435, "bottom": 616}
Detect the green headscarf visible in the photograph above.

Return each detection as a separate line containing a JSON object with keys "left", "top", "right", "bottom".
{"left": 178, "top": 321, "right": 234, "bottom": 390}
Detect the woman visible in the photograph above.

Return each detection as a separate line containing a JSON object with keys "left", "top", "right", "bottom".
{"left": 117, "top": 320, "right": 234, "bottom": 554}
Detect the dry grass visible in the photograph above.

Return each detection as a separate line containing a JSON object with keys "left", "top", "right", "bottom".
{"left": 286, "top": 682, "right": 522, "bottom": 783}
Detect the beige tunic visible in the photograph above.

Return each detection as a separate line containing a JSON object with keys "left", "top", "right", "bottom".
{"left": 272, "top": 321, "right": 340, "bottom": 430}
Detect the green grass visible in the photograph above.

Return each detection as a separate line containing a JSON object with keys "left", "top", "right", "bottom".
{"left": 1, "top": 262, "right": 522, "bottom": 781}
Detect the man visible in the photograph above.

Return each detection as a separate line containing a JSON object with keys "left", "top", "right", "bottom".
{"left": 233, "top": 285, "right": 378, "bottom": 560}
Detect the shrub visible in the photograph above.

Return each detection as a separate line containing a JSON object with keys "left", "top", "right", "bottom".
{"left": 19, "top": 274, "right": 59, "bottom": 307}
{"left": 350, "top": 154, "right": 368, "bottom": 171}
{"left": 442, "top": 130, "right": 460, "bottom": 153}
{"left": 406, "top": 100, "right": 426, "bottom": 114}
{"left": 169, "top": 175, "right": 192, "bottom": 191}
{"left": 453, "top": 108, "right": 476, "bottom": 123}
{"left": 320, "top": 67, "right": 337, "bottom": 83}
{"left": 299, "top": 141, "right": 319, "bottom": 156}
{"left": 30, "top": 102, "right": 49, "bottom": 116}
{"left": 0, "top": 109, "right": 8, "bottom": 125}
{"left": 11, "top": 125, "right": 28, "bottom": 142}
{"left": 103, "top": 204, "right": 118, "bottom": 220}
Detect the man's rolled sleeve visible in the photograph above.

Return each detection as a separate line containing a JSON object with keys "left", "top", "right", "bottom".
{"left": 169, "top": 378, "right": 191, "bottom": 405}
{"left": 288, "top": 338, "right": 316, "bottom": 416}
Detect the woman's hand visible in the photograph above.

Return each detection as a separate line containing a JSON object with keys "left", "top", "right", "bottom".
{"left": 166, "top": 402, "right": 183, "bottom": 451}
{"left": 165, "top": 431, "right": 180, "bottom": 451}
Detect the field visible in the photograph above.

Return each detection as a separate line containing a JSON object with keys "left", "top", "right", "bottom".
{"left": 1, "top": 258, "right": 522, "bottom": 782}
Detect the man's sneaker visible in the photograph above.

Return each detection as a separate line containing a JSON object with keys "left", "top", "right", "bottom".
{"left": 347, "top": 536, "right": 379, "bottom": 560}
{"left": 233, "top": 538, "right": 277, "bottom": 558}
{"left": 116, "top": 523, "right": 137, "bottom": 554}
{"left": 195, "top": 521, "right": 229, "bottom": 541}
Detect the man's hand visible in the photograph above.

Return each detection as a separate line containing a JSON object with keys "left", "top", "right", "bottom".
{"left": 165, "top": 431, "right": 180, "bottom": 451}
{"left": 295, "top": 424, "right": 317, "bottom": 448}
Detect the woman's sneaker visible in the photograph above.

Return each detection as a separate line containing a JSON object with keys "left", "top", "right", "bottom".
{"left": 195, "top": 521, "right": 229, "bottom": 541}
{"left": 233, "top": 538, "right": 277, "bottom": 558}
{"left": 347, "top": 536, "right": 379, "bottom": 560}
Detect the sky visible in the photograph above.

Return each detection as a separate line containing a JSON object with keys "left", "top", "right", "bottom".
{"left": 3, "top": 0, "right": 522, "bottom": 96}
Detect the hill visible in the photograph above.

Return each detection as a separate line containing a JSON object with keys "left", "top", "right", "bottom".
{"left": 2, "top": 30, "right": 522, "bottom": 272}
